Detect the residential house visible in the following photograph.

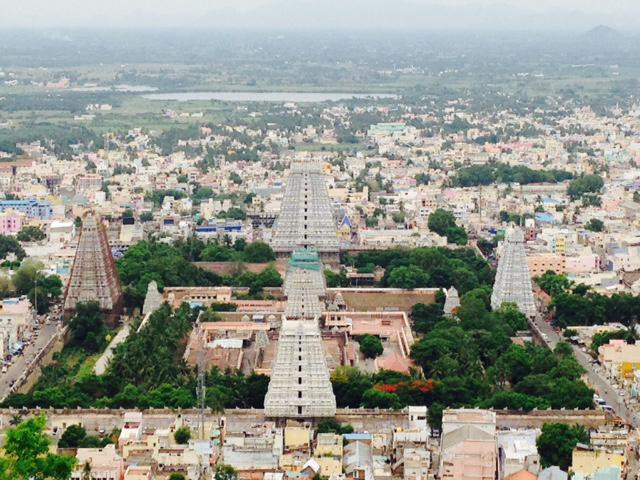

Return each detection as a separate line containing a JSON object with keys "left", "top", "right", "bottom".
{"left": 497, "top": 429, "right": 540, "bottom": 478}
{"left": 571, "top": 445, "right": 624, "bottom": 480}
{"left": 598, "top": 340, "right": 640, "bottom": 383}
{"left": 71, "top": 444, "right": 125, "bottom": 480}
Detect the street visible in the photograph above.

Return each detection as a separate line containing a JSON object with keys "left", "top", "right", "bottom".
{"left": 530, "top": 313, "right": 640, "bottom": 476}
{"left": 530, "top": 314, "right": 640, "bottom": 428}
{"left": 0, "top": 321, "right": 60, "bottom": 401}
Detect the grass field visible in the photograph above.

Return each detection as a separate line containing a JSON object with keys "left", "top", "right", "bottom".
{"left": 74, "top": 353, "right": 100, "bottom": 380}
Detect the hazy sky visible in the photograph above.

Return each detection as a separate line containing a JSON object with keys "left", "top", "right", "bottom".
{"left": 3, "top": 0, "right": 640, "bottom": 31}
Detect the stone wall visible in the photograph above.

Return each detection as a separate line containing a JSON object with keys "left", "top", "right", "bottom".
{"left": 0, "top": 407, "right": 608, "bottom": 435}
{"left": 13, "top": 327, "right": 68, "bottom": 395}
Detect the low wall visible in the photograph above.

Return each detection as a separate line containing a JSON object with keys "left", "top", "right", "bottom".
{"left": 0, "top": 407, "right": 607, "bottom": 430}
{"left": 495, "top": 409, "right": 608, "bottom": 429}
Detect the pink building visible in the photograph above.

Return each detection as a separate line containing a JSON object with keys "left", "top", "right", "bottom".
{"left": 0, "top": 210, "right": 22, "bottom": 235}
{"left": 440, "top": 409, "right": 497, "bottom": 480}
{"left": 565, "top": 254, "right": 600, "bottom": 274}
{"left": 527, "top": 254, "right": 565, "bottom": 277}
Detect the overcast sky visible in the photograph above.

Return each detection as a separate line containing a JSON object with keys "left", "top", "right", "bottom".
{"left": 3, "top": 0, "right": 640, "bottom": 31}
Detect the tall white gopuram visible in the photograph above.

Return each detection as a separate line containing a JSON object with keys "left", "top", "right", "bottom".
{"left": 270, "top": 162, "right": 339, "bottom": 256}
{"left": 264, "top": 249, "right": 336, "bottom": 418}
{"left": 491, "top": 228, "right": 537, "bottom": 318}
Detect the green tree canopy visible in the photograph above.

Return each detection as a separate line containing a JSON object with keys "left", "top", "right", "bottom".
{"left": 174, "top": 426, "right": 191, "bottom": 444}
{"left": 359, "top": 335, "right": 384, "bottom": 359}
{"left": 16, "top": 226, "right": 46, "bottom": 242}
{"left": 585, "top": 218, "right": 605, "bottom": 232}
{"left": 139, "top": 211, "right": 154, "bottom": 222}
{"left": 242, "top": 242, "right": 276, "bottom": 262}
{"left": 387, "top": 265, "right": 430, "bottom": 289}
{"left": 68, "top": 301, "right": 107, "bottom": 353}
{"left": 427, "top": 209, "right": 468, "bottom": 245}
{"left": 567, "top": 174, "right": 603, "bottom": 200}
{"left": 410, "top": 303, "right": 444, "bottom": 334}
{"left": 116, "top": 241, "right": 223, "bottom": 307}
{"left": 324, "top": 269, "right": 350, "bottom": 288}
{"left": 316, "top": 418, "right": 354, "bottom": 434}
{"left": 214, "top": 464, "right": 238, "bottom": 480}
{"left": 452, "top": 163, "right": 572, "bottom": 188}
{"left": 0, "top": 415, "right": 75, "bottom": 480}
{"left": 537, "top": 423, "right": 588, "bottom": 470}
{"left": 362, "top": 389, "right": 403, "bottom": 409}
{"left": 0, "top": 235, "right": 26, "bottom": 260}
{"left": 58, "top": 424, "right": 86, "bottom": 448}
{"left": 58, "top": 424, "right": 111, "bottom": 449}
{"left": 535, "top": 271, "right": 572, "bottom": 296}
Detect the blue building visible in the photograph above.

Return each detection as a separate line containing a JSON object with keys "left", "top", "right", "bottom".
{"left": 0, "top": 199, "right": 53, "bottom": 219}
{"left": 194, "top": 220, "right": 245, "bottom": 241}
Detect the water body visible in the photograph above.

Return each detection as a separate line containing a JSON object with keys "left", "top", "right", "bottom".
{"left": 142, "top": 91, "right": 398, "bottom": 102}
{"left": 114, "top": 84, "right": 158, "bottom": 92}
{"left": 72, "top": 84, "right": 158, "bottom": 92}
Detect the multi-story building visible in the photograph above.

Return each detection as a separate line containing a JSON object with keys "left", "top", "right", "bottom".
{"left": 440, "top": 409, "right": 497, "bottom": 480}
{"left": 0, "top": 209, "right": 22, "bottom": 235}
{"left": 75, "top": 173, "right": 103, "bottom": 192}
{"left": 0, "top": 199, "right": 53, "bottom": 219}
{"left": 0, "top": 297, "right": 32, "bottom": 359}
{"left": 527, "top": 253, "right": 566, "bottom": 277}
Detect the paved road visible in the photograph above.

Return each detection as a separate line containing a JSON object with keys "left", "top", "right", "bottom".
{"left": 0, "top": 322, "right": 59, "bottom": 400}
{"left": 94, "top": 324, "right": 130, "bottom": 375}
{"left": 530, "top": 314, "right": 640, "bottom": 428}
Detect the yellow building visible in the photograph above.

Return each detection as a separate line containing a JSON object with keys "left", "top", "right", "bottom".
{"left": 554, "top": 234, "right": 566, "bottom": 255}
{"left": 314, "top": 433, "right": 343, "bottom": 457}
{"left": 316, "top": 457, "right": 343, "bottom": 477}
{"left": 284, "top": 425, "right": 311, "bottom": 451}
{"left": 571, "top": 446, "right": 624, "bottom": 477}
{"left": 280, "top": 452, "right": 308, "bottom": 473}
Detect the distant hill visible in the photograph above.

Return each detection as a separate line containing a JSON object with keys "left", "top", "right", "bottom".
{"left": 583, "top": 25, "right": 624, "bottom": 41}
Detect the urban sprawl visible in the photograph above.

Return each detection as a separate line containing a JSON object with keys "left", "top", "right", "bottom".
{"left": 1, "top": 59, "right": 640, "bottom": 480}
